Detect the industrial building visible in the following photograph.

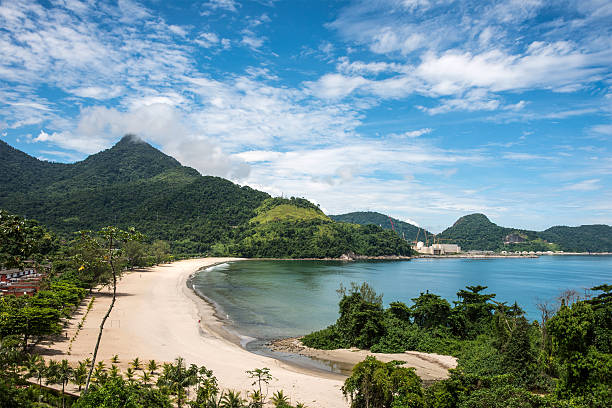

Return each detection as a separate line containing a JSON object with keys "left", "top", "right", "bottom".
{"left": 414, "top": 242, "right": 461, "bottom": 255}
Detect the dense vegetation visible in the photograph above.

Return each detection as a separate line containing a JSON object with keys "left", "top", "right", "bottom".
{"left": 437, "top": 213, "right": 612, "bottom": 253}
{"left": 330, "top": 212, "right": 432, "bottom": 242}
{"left": 303, "top": 282, "right": 611, "bottom": 407}
{"left": 0, "top": 137, "right": 411, "bottom": 258}
{"left": 1, "top": 210, "right": 308, "bottom": 407}
{"left": 222, "top": 198, "right": 413, "bottom": 258}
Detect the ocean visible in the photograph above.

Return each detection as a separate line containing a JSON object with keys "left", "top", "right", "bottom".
{"left": 191, "top": 256, "right": 611, "bottom": 342}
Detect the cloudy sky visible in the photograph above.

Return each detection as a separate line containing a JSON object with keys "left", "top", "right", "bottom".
{"left": 1, "top": 0, "right": 611, "bottom": 231}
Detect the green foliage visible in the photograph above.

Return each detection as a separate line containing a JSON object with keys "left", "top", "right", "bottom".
{"left": 0, "top": 209, "right": 54, "bottom": 268}
{"left": 438, "top": 213, "right": 612, "bottom": 252}
{"left": 411, "top": 292, "right": 451, "bottom": 330}
{"left": 342, "top": 356, "right": 424, "bottom": 408}
{"left": 75, "top": 376, "right": 172, "bottom": 408}
{"left": 546, "top": 298, "right": 612, "bottom": 404}
{"left": 231, "top": 200, "right": 413, "bottom": 258}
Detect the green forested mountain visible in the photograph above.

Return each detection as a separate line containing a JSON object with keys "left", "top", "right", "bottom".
{"left": 330, "top": 211, "right": 431, "bottom": 242}
{"left": 438, "top": 213, "right": 612, "bottom": 252}
{"left": 0, "top": 137, "right": 410, "bottom": 257}
{"left": 539, "top": 224, "right": 612, "bottom": 253}
{"left": 227, "top": 198, "right": 412, "bottom": 258}
{"left": 1, "top": 136, "right": 269, "bottom": 253}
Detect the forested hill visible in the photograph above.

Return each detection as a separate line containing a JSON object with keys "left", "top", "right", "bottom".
{"left": 438, "top": 213, "right": 612, "bottom": 253}
{"left": 227, "top": 198, "right": 412, "bottom": 258}
{"left": 331, "top": 211, "right": 431, "bottom": 242}
{"left": 0, "top": 136, "right": 412, "bottom": 257}
{"left": 0, "top": 136, "right": 270, "bottom": 254}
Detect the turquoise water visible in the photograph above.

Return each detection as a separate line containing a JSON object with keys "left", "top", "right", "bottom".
{"left": 191, "top": 257, "right": 611, "bottom": 341}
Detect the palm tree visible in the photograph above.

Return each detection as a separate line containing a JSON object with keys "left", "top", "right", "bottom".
{"left": 56, "top": 359, "right": 74, "bottom": 408}
{"left": 72, "top": 361, "right": 88, "bottom": 391}
{"left": 109, "top": 364, "right": 122, "bottom": 379}
{"left": 25, "top": 355, "right": 45, "bottom": 389}
{"left": 147, "top": 359, "right": 158, "bottom": 375}
{"left": 270, "top": 390, "right": 290, "bottom": 408}
{"left": 125, "top": 367, "right": 136, "bottom": 385}
{"left": 156, "top": 357, "right": 197, "bottom": 408}
{"left": 130, "top": 357, "right": 142, "bottom": 371}
{"left": 110, "top": 354, "right": 120, "bottom": 364}
{"left": 220, "top": 390, "right": 246, "bottom": 408}
{"left": 140, "top": 370, "right": 152, "bottom": 386}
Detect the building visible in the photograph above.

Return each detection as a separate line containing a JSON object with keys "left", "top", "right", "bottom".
{"left": 414, "top": 242, "right": 461, "bottom": 255}
{"left": 0, "top": 264, "right": 47, "bottom": 297}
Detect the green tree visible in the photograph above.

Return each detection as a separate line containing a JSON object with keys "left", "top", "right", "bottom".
{"left": 410, "top": 292, "right": 451, "bottom": 329}
{"left": 336, "top": 283, "right": 386, "bottom": 349}
{"left": 246, "top": 367, "right": 272, "bottom": 407}
{"left": 342, "top": 356, "right": 424, "bottom": 408}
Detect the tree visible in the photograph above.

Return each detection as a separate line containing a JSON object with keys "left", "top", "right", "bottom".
{"left": 81, "top": 226, "right": 143, "bottom": 393}
{"left": 151, "top": 240, "right": 171, "bottom": 264}
{"left": 0, "top": 210, "right": 53, "bottom": 269}
{"left": 336, "top": 283, "right": 386, "bottom": 349}
{"left": 410, "top": 292, "right": 451, "bottom": 329}
{"left": 74, "top": 376, "right": 172, "bottom": 408}
{"left": 156, "top": 357, "right": 198, "bottom": 408}
{"left": 342, "top": 356, "right": 424, "bottom": 408}
{"left": 73, "top": 361, "right": 88, "bottom": 391}
{"left": 246, "top": 367, "right": 272, "bottom": 407}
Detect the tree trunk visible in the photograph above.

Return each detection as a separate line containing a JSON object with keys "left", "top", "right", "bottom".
{"left": 84, "top": 236, "right": 117, "bottom": 394}
{"left": 84, "top": 272, "right": 116, "bottom": 393}
{"left": 62, "top": 381, "right": 65, "bottom": 408}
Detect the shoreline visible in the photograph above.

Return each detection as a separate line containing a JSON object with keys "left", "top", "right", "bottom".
{"left": 190, "top": 260, "right": 457, "bottom": 382}
{"left": 40, "top": 258, "right": 348, "bottom": 407}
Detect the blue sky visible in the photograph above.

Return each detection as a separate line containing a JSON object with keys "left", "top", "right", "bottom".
{"left": 1, "top": 0, "right": 611, "bottom": 232}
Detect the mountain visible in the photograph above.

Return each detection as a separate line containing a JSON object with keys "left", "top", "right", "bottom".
{"left": 438, "top": 213, "right": 612, "bottom": 253}
{"left": 0, "top": 136, "right": 410, "bottom": 257}
{"left": 539, "top": 225, "right": 612, "bottom": 253}
{"left": 330, "top": 211, "right": 431, "bottom": 242}
{"left": 228, "top": 199, "right": 412, "bottom": 258}
{"left": 1, "top": 136, "right": 269, "bottom": 253}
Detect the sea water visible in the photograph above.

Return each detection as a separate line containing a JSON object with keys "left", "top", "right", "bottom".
{"left": 191, "top": 257, "right": 611, "bottom": 342}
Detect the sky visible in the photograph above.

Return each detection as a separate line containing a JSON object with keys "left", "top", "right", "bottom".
{"left": 1, "top": 0, "right": 611, "bottom": 232}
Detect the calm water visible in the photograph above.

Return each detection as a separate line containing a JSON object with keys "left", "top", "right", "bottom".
{"left": 191, "top": 257, "right": 611, "bottom": 341}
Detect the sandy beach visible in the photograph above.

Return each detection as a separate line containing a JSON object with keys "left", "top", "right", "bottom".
{"left": 40, "top": 258, "right": 454, "bottom": 407}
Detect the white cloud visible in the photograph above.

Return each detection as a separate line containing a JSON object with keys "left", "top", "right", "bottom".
{"left": 563, "top": 179, "right": 601, "bottom": 191}
{"left": 392, "top": 128, "right": 433, "bottom": 138}
{"left": 241, "top": 30, "right": 265, "bottom": 50}
{"left": 307, "top": 74, "right": 369, "bottom": 100}
{"left": 203, "top": 0, "right": 238, "bottom": 13}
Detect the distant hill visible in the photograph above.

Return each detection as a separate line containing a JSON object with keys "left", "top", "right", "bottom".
{"left": 438, "top": 213, "right": 612, "bottom": 253}
{"left": 538, "top": 225, "right": 612, "bottom": 253}
{"left": 0, "top": 136, "right": 411, "bottom": 257}
{"left": 330, "top": 211, "right": 431, "bottom": 241}
{"left": 228, "top": 199, "right": 412, "bottom": 258}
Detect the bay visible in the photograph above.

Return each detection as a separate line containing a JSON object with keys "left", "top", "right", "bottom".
{"left": 191, "top": 256, "right": 611, "bottom": 342}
